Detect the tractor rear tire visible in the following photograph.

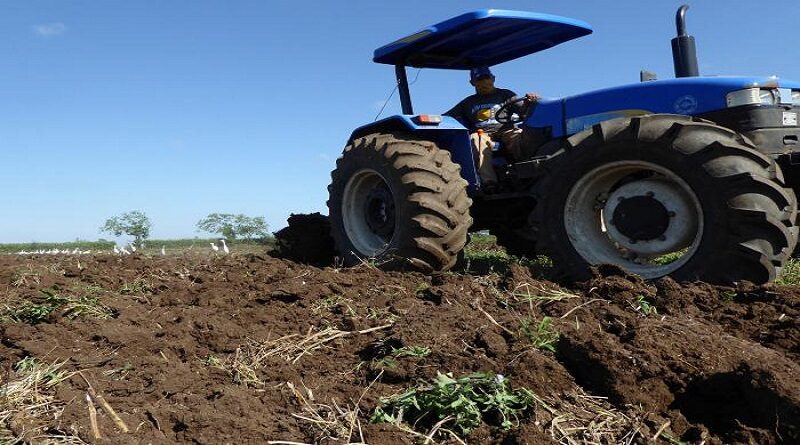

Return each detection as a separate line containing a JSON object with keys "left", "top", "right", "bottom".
{"left": 328, "top": 133, "right": 472, "bottom": 272}
{"left": 533, "top": 115, "right": 798, "bottom": 284}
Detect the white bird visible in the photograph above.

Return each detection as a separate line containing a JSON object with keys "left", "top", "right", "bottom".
{"left": 129, "top": 243, "right": 137, "bottom": 253}
{"left": 113, "top": 245, "right": 120, "bottom": 254}
{"left": 220, "top": 239, "right": 229, "bottom": 254}
{"left": 210, "top": 242, "right": 219, "bottom": 252}
{"left": 120, "top": 245, "right": 130, "bottom": 255}
{"left": 161, "top": 245, "right": 166, "bottom": 256}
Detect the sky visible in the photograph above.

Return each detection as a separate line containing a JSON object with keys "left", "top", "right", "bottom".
{"left": 2, "top": 0, "right": 799, "bottom": 243}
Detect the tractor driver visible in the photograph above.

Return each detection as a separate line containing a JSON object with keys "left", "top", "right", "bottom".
{"left": 444, "top": 66, "right": 539, "bottom": 190}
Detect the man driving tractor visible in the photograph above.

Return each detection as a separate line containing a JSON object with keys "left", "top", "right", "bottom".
{"left": 444, "top": 66, "right": 539, "bottom": 189}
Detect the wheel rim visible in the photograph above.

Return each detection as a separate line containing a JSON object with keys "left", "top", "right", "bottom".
{"left": 342, "top": 169, "right": 396, "bottom": 257}
{"left": 564, "top": 160, "right": 703, "bottom": 278}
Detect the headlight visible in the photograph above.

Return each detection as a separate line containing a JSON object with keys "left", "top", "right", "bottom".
{"left": 759, "top": 89, "right": 778, "bottom": 105}
{"left": 727, "top": 88, "right": 759, "bottom": 107}
{"left": 727, "top": 88, "right": 782, "bottom": 107}
{"left": 792, "top": 90, "right": 800, "bottom": 106}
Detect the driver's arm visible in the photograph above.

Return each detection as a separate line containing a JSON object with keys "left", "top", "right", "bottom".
{"left": 443, "top": 101, "right": 468, "bottom": 128}
{"left": 511, "top": 92, "right": 540, "bottom": 115}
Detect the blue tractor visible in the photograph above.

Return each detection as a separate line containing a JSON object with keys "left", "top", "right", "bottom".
{"left": 327, "top": 6, "right": 799, "bottom": 284}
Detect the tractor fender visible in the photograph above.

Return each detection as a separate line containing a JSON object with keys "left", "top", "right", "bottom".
{"left": 348, "top": 115, "right": 479, "bottom": 192}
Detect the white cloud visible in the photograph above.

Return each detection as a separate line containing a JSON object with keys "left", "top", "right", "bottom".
{"left": 33, "top": 23, "right": 66, "bottom": 37}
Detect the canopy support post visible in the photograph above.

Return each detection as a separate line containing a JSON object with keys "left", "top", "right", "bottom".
{"left": 395, "top": 65, "right": 413, "bottom": 115}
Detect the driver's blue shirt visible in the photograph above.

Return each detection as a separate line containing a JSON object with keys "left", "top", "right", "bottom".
{"left": 444, "top": 88, "right": 516, "bottom": 134}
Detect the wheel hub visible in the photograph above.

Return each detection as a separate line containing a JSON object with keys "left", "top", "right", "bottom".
{"left": 602, "top": 178, "right": 697, "bottom": 256}
{"left": 611, "top": 195, "right": 670, "bottom": 241}
{"left": 364, "top": 183, "right": 395, "bottom": 238}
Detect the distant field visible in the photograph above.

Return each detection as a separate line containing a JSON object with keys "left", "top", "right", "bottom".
{"left": 0, "top": 237, "right": 275, "bottom": 255}
{"left": 3, "top": 233, "right": 799, "bottom": 285}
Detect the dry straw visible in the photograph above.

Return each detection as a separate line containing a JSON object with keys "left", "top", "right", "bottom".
{"left": 0, "top": 358, "right": 86, "bottom": 444}
{"left": 227, "top": 324, "right": 392, "bottom": 387}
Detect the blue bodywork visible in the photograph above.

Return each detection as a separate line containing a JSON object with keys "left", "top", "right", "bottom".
{"left": 354, "top": 9, "right": 800, "bottom": 193}
{"left": 531, "top": 76, "right": 800, "bottom": 137}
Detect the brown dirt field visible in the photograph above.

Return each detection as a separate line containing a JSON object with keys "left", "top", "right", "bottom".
{"left": 0, "top": 244, "right": 798, "bottom": 444}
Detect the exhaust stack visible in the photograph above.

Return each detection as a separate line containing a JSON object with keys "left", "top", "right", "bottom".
{"left": 671, "top": 5, "right": 699, "bottom": 78}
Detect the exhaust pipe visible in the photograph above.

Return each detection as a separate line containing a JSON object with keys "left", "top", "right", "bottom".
{"left": 671, "top": 4, "right": 699, "bottom": 78}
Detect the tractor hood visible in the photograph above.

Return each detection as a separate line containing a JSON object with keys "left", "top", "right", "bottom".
{"left": 373, "top": 9, "right": 592, "bottom": 69}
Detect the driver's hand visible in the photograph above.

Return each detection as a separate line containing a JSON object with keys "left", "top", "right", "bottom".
{"left": 525, "top": 93, "right": 540, "bottom": 102}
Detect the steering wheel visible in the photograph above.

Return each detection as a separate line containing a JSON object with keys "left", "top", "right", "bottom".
{"left": 494, "top": 96, "right": 535, "bottom": 125}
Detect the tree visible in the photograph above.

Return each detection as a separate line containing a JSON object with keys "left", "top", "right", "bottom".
{"left": 196, "top": 213, "right": 269, "bottom": 241}
{"left": 100, "top": 210, "right": 152, "bottom": 246}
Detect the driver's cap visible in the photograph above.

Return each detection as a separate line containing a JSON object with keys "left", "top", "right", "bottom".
{"left": 470, "top": 66, "right": 494, "bottom": 82}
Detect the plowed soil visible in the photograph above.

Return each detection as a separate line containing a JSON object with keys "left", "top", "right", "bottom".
{"left": 1, "top": 239, "right": 798, "bottom": 444}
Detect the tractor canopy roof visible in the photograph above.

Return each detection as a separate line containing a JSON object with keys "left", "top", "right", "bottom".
{"left": 373, "top": 9, "right": 593, "bottom": 69}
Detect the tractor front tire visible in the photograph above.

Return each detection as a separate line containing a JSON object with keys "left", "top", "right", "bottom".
{"left": 534, "top": 115, "right": 798, "bottom": 284}
{"left": 328, "top": 133, "right": 472, "bottom": 272}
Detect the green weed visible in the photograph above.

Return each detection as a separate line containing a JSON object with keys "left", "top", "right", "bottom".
{"left": 373, "top": 356, "right": 398, "bottom": 369}
{"left": 7, "top": 302, "right": 58, "bottom": 324}
{"left": 11, "top": 356, "right": 73, "bottom": 391}
{"left": 371, "top": 372, "right": 535, "bottom": 437}
{"left": 63, "top": 296, "right": 113, "bottom": 319}
{"left": 102, "top": 362, "right": 135, "bottom": 380}
{"left": 519, "top": 316, "right": 559, "bottom": 352}
{"left": 203, "top": 355, "right": 222, "bottom": 367}
{"left": 3, "top": 289, "right": 113, "bottom": 324}
{"left": 777, "top": 258, "right": 800, "bottom": 285}
{"left": 391, "top": 345, "right": 431, "bottom": 358}
{"left": 366, "top": 307, "right": 399, "bottom": 324}
{"left": 631, "top": 295, "right": 658, "bottom": 317}
{"left": 120, "top": 278, "right": 153, "bottom": 295}
{"left": 80, "top": 284, "right": 106, "bottom": 295}
{"left": 652, "top": 250, "right": 686, "bottom": 265}
{"left": 373, "top": 345, "right": 431, "bottom": 369}
{"left": 310, "top": 295, "right": 358, "bottom": 319}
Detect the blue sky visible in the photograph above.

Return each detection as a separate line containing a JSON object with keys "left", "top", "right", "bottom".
{"left": 2, "top": 1, "right": 799, "bottom": 243}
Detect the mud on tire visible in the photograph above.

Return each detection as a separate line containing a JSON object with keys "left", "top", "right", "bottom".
{"left": 534, "top": 115, "right": 798, "bottom": 284}
{"left": 328, "top": 133, "right": 472, "bottom": 272}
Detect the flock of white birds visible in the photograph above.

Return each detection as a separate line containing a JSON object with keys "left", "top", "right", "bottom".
{"left": 11, "top": 240, "right": 232, "bottom": 256}
{"left": 14, "top": 247, "right": 94, "bottom": 255}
